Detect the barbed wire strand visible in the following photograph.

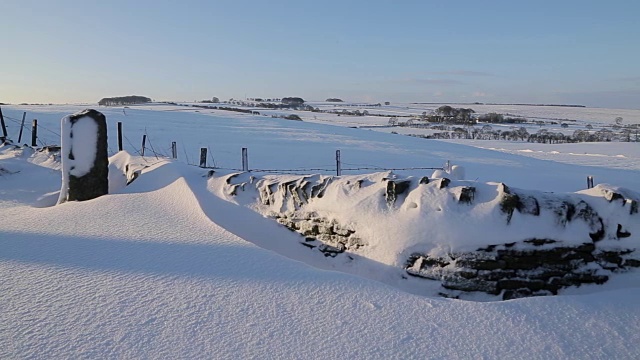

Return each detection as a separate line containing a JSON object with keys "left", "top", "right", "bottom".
{"left": 248, "top": 166, "right": 442, "bottom": 173}
{"left": 4, "top": 115, "right": 61, "bottom": 138}
{"left": 144, "top": 131, "right": 161, "bottom": 159}
{"left": 342, "top": 161, "right": 385, "bottom": 169}
{"left": 208, "top": 146, "right": 217, "bottom": 168}
{"left": 3, "top": 113, "right": 444, "bottom": 174}
{"left": 181, "top": 140, "right": 190, "bottom": 165}
{"left": 123, "top": 133, "right": 143, "bottom": 156}
{"left": 4, "top": 116, "right": 48, "bottom": 147}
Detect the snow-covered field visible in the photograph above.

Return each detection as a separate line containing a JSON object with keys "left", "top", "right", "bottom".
{"left": 1, "top": 103, "right": 640, "bottom": 358}
{"left": 443, "top": 140, "right": 640, "bottom": 171}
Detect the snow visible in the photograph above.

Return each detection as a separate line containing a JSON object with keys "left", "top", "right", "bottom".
{"left": 449, "top": 165, "right": 465, "bottom": 180}
{"left": 67, "top": 117, "right": 98, "bottom": 177}
{"left": 443, "top": 140, "right": 640, "bottom": 171}
{"left": 2, "top": 104, "right": 638, "bottom": 193}
{"left": 220, "top": 171, "right": 638, "bottom": 270}
{"left": 1, "top": 103, "right": 640, "bottom": 358}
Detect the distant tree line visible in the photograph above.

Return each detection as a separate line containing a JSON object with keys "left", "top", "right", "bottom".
{"left": 332, "top": 109, "right": 368, "bottom": 116}
{"left": 247, "top": 98, "right": 280, "bottom": 102}
{"left": 476, "top": 112, "right": 527, "bottom": 124}
{"left": 401, "top": 105, "right": 583, "bottom": 127}
{"left": 226, "top": 100, "right": 290, "bottom": 109}
{"left": 189, "top": 104, "right": 254, "bottom": 114}
{"left": 256, "top": 102, "right": 308, "bottom": 110}
{"left": 281, "top": 97, "right": 305, "bottom": 106}
{"left": 400, "top": 106, "right": 538, "bottom": 126}
{"left": 326, "top": 98, "right": 344, "bottom": 102}
{"left": 210, "top": 106, "right": 254, "bottom": 114}
{"left": 334, "top": 103, "right": 382, "bottom": 107}
{"left": 98, "top": 96, "right": 151, "bottom": 106}
{"left": 389, "top": 108, "right": 639, "bottom": 143}
{"left": 200, "top": 97, "right": 220, "bottom": 103}
{"left": 419, "top": 105, "right": 476, "bottom": 124}
{"left": 418, "top": 124, "right": 638, "bottom": 143}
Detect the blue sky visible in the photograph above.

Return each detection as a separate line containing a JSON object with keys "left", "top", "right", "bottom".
{"left": 2, "top": 0, "right": 639, "bottom": 108}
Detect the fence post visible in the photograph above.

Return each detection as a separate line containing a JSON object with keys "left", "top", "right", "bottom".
{"left": 200, "top": 148, "right": 207, "bottom": 167}
{"left": 242, "top": 147, "right": 248, "bottom": 171}
{"left": 336, "top": 150, "right": 341, "bottom": 176}
{"left": 117, "top": 122, "right": 123, "bottom": 151}
{"left": 31, "top": 119, "right": 38, "bottom": 147}
{"left": 0, "top": 106, "right": 7, "bottom": 141}
{"left": 587, "top": 176, "right": 594, "bottom": 189}
{"left": 17, "top": 112, "right": 26, "bottom": 143}
{"left": 141, "top": 134, "right": 146, "bottom": 156}
{"left": 171, "top": 141, "right": 177, "bottom": 159}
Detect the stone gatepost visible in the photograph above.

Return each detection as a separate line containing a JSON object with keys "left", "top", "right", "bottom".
{"left": 57, "top": 109, "right": 108, "bottom": 204}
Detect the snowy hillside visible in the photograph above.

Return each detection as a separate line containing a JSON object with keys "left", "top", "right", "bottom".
{"left": 2, "top": 104, "right": 639, "bottom": 192}
{"left": 1, "top": 104, "right": 640, "bottom": 358}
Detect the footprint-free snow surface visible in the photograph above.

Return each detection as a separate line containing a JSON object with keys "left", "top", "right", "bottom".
{"left": 1, "top": 104, "right": 640, "bottom": 358}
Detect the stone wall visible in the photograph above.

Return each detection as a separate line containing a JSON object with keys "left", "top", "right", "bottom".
{"left": 406, "top": 240, "right": 639, "bottom": 300}
{"left": 223, "top": 171, "right": 639, "bottom": 300}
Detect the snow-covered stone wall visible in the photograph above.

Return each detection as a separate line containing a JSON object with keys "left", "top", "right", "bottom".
{"left": 220, "top": 170, "right": 640, "bottom": 300}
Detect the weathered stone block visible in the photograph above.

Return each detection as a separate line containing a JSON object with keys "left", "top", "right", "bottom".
{"left": 58, "top": 109, "right": 108, "bottom": 203}
{"left": 457, "top": 186, "right": 476, "bottom": 204}
{"left": 386, "top": 180, "right": 412, "bottom": 206}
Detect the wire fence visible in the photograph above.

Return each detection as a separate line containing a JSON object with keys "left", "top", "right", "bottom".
{"left": 2, "top": 114, "right": 57, "bottom": 147}
{"left": 1, "top": 109, "right": 446, "bottom": 176}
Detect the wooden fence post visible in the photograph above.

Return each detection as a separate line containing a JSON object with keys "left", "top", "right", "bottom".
{"left": 171, "top": 141, "right": 177, "bottom": 159}
{"left": 117, "top": 122, "right": 123, "bottom": 151}
{"left": 241, "top": 147, "right": 248, "bottom": 171}
{"left": 200, "top": 148, "right": 207, "bottom": 167}
{"left": 17, "top": 112, "right": 26, "bottom": 143}
{"left": 0, "top": 106, "right": 7, "bottom": 141}
{"left": 141, "top": 134, "right": 146, "bottom": 156}
{"left": 336, "top": 150, "right": 341, "bottom": 176}
{"left": 31, "top": 119, "right": 38, "bottom": 147}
